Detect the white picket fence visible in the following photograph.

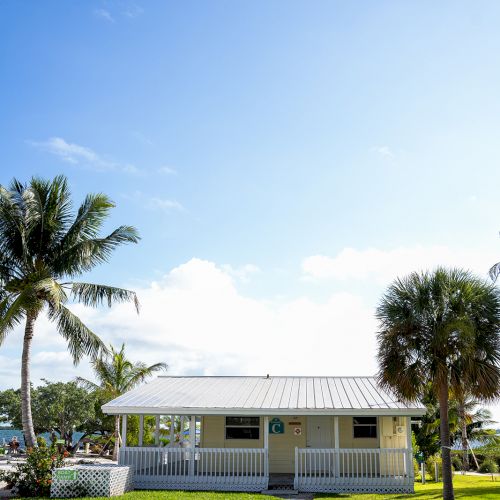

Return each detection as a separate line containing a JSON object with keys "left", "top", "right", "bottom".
{"left": 119, "top": 447, "right": 268, "bottom": 491}
{"left": 294, "top": 447, "right": 414, "bottom": 493}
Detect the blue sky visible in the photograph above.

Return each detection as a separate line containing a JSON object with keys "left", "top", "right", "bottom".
{"left": 2, "top": 1, "right": 500, "bottom": 420}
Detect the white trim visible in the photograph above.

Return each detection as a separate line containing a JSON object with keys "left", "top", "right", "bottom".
{"left": 138, "top": 415, "right": 144, "bottom": 446}
{"left": 155, "top": 415, "right": 161, "bottom": 446}
{"left": 102, "top": 406, "right": 425, "bottom": 417}
{"left": 121, "top": 414, "right": 127, "bottom": 448}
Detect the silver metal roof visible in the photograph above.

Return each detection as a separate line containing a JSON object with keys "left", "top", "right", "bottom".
{"left": 102, "top": 376, "right": 425, "bottom": 416}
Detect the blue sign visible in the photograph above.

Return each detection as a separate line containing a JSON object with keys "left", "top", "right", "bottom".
{"left": 269, "top": 418, "right": 284, "bottom": 434}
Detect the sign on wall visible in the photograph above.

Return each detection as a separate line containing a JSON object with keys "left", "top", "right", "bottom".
{"left": 54, "top": 470, "right": 78, "bottom": 481}
{"left": 269, "top": 418, "right": 285, "bottom": 434}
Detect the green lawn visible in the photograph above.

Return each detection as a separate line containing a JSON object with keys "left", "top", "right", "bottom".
{"left": 37, "top": 475, "right": 500, "bottom": 499}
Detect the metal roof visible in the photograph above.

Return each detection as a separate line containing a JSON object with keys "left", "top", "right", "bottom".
{"left": 102, "top": 376, "right": 426, "bottom": 416}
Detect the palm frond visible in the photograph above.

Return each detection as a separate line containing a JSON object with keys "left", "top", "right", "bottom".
{"left": 125, "top": 361, "right": 167, "bottom": 391}
{"left": 56, "top": 193, "right": 114, "bottom": 250}
{"left": 75, "top": 376, "right": 101, "bottom": 392}
{"left": 0, "top": 295, "right": 26, "bottom": 346}
{"left": 48, "top": 304, "right": 107, "bottom": 364}
{"left": 71, "top": 282, "right": 139, "bottom": 313}
{"left": 51, "top": 226, "right": 140, "bottom": 277}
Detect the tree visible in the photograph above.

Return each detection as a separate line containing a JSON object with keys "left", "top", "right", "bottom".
{"left": 0, "top": 176, "right": 140, "bottom": 447}
{"left": 413, "top": 387, "right": 499, "bottom": 470}
{"left": 0, "top": 380, "right": 102, "bottom": 452}
{"left": 376, "top": 268, "right": 500, "bottom": 500}
{"left": 449, "top": 394, "right": 499, "bottom": 471}
{"left": 77, "top": 343, "right": 167, "bottom": 460}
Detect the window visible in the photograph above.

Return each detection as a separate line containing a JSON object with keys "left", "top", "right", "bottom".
{"left": 353, "top": 417, "right": 377, "bottom": 438}
{"left": 225, "top": 417, "right": 260, "bottom": 440}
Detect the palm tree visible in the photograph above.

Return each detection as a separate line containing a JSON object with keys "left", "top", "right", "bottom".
{"left": 77, "top": 343, "right": 167, "bottom": 460}
{"left": 449, "top": 394, "right": 499, "bottom": 471}
{"left": 376, "top": 268, "right": 500, "bottom": 500}
{"left": 0, "top": 176, "right": 140, "bottom": 448}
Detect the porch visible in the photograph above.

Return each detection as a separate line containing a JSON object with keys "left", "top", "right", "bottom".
{"left": 118, "top": 445, "right": 413, "bottom": 493}
{"left": 117, "top": 414, "right": 415, "bottom": 493}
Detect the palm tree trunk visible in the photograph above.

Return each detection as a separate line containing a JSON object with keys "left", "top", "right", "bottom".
{"left": 21, "top": 313, "right": 37, "bottom": 448}
{"left": 460, "top": 403, "right": 469, "bottom": 473}
{"left": 439, "top": 381, "right": 455, "bottom": 500}
{"left": 112, "top": 415, "right": 120, "bottom": 461}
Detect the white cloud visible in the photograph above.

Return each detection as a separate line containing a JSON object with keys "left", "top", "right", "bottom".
{"left": 0, "top": 259, "right": 378, "bottom": 388}
{"left": 94, "top": 8, "right": 115, "bottom": 23}
{"left": 123, "top": 4, "right": 144, "bottom": 18}
{"left": 147, "top": 197, "right": 184, "bottom": 212}
{"left": 302, "top": 245, "right": 498, "bottom": 284}
{"left": 222, "top": 264, "right": 261, "bottom": 283}
{"left": 157, "top": 166, "right": 177, "bottom": 175}
{"left": 372, "top": 146, "right": 395, "bottom": 159}
{"left": 29, "top": 137, "right": 140, "bottom": 174}
{"left": 1, "top": 257, "right": 499, "bottom": 422}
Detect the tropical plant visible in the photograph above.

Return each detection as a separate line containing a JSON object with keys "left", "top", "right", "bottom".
{"left": 376, "top": 268, "right": 500, "bottom": 500}
{"left": 0, "top": 175, "right": 140, "bottom": 447}
{"left": 0, "top": 441, "right": 66, "bottom": 497}
{"left": 450, "top": 393, "right": 499, "bottom": 471}
{"left": 76, "top": 343, "right": 167, "bottom": 460}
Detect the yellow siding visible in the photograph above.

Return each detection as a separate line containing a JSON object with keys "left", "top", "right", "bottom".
{"left": 379, "top": 416, "right": 408, "bottom": 475}
{"left": 379, "top": 416, "right": 408, "bottom": 448}
{"left": 200, "top": 416, "right": 264, "bottom": 448}
{"left": 338, "top": 416, "right": 379, "bottom": 449}
{"left": 269, "top": 416, "right": 306, "bottom": 473}
{"left": 200, "top": 415, "right": 409, "bottom": 476}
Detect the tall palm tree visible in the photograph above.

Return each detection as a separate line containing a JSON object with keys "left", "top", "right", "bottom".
{"left": 0, "top": 176, "right": 140, "bottom": 448}
{"left": 77, "top": 343, "right": 167, "bottom": 460}
{"left": 376, "top": 268, "right": 500, "bottom": 500}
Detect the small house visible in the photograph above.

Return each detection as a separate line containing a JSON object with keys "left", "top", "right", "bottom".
{"left": 102, "top": 376, "right": 425, "bottom": 494}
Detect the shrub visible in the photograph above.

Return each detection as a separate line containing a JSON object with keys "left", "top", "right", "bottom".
{"left": 0, "top": 443, "right": 66, "bottom": 497}
{"left": 479, "top": 458, "right": 499, "bottom": 474}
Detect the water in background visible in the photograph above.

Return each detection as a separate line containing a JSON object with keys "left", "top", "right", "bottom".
{"left": 0, "top": 429, "right": 84, "bottom": 449}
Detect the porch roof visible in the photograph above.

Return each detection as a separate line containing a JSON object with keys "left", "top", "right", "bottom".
{"left": 102, "top": 376, "right": 426, "bottom": 416}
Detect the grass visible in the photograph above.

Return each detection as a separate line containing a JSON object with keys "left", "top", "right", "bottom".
{"left": 33, "top": 474, "right": 500, "bottom": 499}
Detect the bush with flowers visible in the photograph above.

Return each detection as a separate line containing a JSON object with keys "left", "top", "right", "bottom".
{"left": 0, "top": 442, "right": 68, "bottom": 497}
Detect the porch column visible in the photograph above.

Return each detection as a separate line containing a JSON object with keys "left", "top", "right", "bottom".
{"left": 155, "top": 415, "right": 161, "bottom": 446}
{"left": 169, "top": 415, "right": 175, "bottom": 446}
{"left": 189, "top": 415, "right": 196, "bottom": 477}
{"left": 406, "top": 416, "right": 414, "bottom": 483}
{"left": 138, "top": 415, "right": 144, "bottom": 446}
{"left": 263, "top": 416, "right": 269, "bottom": 477}
{"left": 334, "top": 416, "right": 340, "bottom": 478}
{"left": 121, "top": 415, "right": 127, "bottom": 448}
{"left": 179, "top": 416, "right": 185, "bottom": 444}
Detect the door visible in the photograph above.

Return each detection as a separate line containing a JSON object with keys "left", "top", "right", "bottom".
{"left": 307, "top": 416, "right": 333, "bottom": 448}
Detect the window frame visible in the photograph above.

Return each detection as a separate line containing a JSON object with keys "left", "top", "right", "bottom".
{"left": 225, "top": 416, "right": 261, "bottom": 440}
{"left": 352, "top": 416, "right": 378, "bottom": 439}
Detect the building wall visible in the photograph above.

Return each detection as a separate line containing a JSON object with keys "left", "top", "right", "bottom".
{"left": 200, "top": 415, "right": 409, "bottom": 474}
{"left": 201, "top": 416, "right": 264, "bottom": 448}
{"left": 269, "top": 416, "right": 306, "bottom": 473}
{"left": 338, "top": 416, "right": 379, "bottom": 449}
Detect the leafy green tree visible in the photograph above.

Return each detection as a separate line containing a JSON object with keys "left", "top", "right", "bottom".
{"left": 376, "top": 268, "right": 500, "bottom": 500}
{"left": 34, "top": 380, "right": 97, "bottom": 449}
{"left": 0, "top": 176, "right": 140, "bottom": 447}
{"left": 77, "top": 343, "right": 166, "bottom": 460}
{"left": 0, "top": 381, "right": 108, "bottom": 452}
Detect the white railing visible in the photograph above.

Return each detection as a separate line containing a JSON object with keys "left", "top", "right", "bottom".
{"left": 120, "top": 447, "right": 268, "bottom": 491}
{"left": 295, "top": 448, "right": 414, "bottom": 493}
